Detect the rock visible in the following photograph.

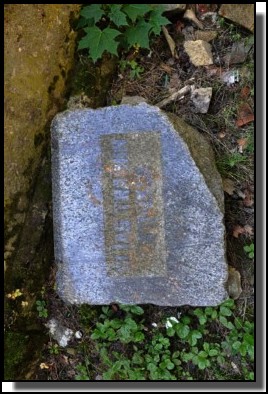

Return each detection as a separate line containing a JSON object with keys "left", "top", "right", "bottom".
{"left": 224, "top": 41, "right": 251, "bottom": 65}
{"left": 195, "top": 30, "right": 217, "bottom": 42}
{"left": 45, "top": 319, "right": 73, "bottom": 347}
{"left": 51, "top": 103, "right": 227, "bottom": 306}
{"left": 184, "top": 40, "right": 213, "bottom": 66}
{"left": 227, "top": 267, "right": 242, "bottom": 300}
{"left": 121, "top": 96, "right": 147, "bottom": 105}
{"left": 190, "top": 87, "right": 212, "bottom": 113}
{"left": 219, "top": 4, "right": 254, "bottom": 32}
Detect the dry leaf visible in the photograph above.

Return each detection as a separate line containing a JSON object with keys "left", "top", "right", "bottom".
{"left": 243, "top": 189, "right": 254, "bottom": 207}
{"left": 233, "top": 225, "right": 245, "bottom": 238}
{"left": 236, "top": 103, "right": 254, "bottom": 127}
{"left": 237, "top": 137, "right": 248, "bottom": 153}
{"left": 223, "top": 178, "right": 235, "bottom": 195}
{"left": 240, "top": 86, "right": 250, "bottom": 98}
{"left": 175, "top": 20, "right": 185, "bottom": 33}
{"left": 233, "top": 224, "right": 253, "bottom": 238}
{"left": 244, "top": 224, "right": 254, "bottom": 236}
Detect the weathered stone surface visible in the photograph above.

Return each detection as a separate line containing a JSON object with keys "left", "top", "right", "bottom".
{"left": 51, "top": 103, "right": 227, "bottom": 306}
{"left": 195, "top": 30, "right": 217, "bottom": 42}
{"left": 184, "top": 40, "right": 213, "bottom": 66}
{"left": 219, "top": 4, "right": 254, "bottom": 32}
{"left": 190, "top": 87, "right": 213, "bottom": 113}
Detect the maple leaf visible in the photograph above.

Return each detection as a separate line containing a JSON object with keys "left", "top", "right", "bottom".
{"left": 148, "top": 7, "right": 171, "bottom": 35}
{"left": 78, "top": 26, "right": 121, "bottom": 63}
{"left": 125, "top": 20, "right": 152, "bottom": 49}
{"left": 122, "top": 4, "right": 152, "bottom": 23}
{"left": 108, "top": 4, "right": 128, "bottom": 27}
{"left": 80, "top": 4, "right": 104, "bottom": 24}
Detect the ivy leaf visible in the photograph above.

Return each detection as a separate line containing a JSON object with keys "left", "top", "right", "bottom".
{"left": 78, "top": 26, "right": 121, "bottom": 63}
{"left": 122, "top": 4, "right": 152, "bottom": 22}
{"left": 80, "top": 4, "right": 104, "bottom": 24}
{"left": 108, "top": 4, "right": 128, "bottom": 27}
{"left": 148, "top": 7, "right": 170, "bottom": 35}
{"left": 125, "top": 20, "right": 152, "bottom": 49}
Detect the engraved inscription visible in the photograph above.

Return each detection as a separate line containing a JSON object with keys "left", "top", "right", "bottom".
{"left": 101, "top": 133, "right": 166, "bottom": 277}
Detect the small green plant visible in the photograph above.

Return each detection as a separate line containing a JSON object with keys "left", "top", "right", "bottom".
{"left": 77, "top": 4, "right": 170, "bottom": 62}
{"left": 75, "top": 362, "right": 91, "bottom": 380}
{"left": 36, "top": 300, "right": 48, "bottom": 318}
{"left": 49, "top": 343, "right": 60, "bottom": 355}
{"left": 77, "top": 300, "right": 254, "bottom": 380}
{"left": 119, "top": 59, "right": 144, "bottom": 79}
{"left": 244, "top": 243, "right": 254, "bottom": 259}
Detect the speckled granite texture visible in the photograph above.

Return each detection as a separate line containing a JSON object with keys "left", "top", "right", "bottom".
{"left": 51, "top": 103, "right": 228, "bottom": 306}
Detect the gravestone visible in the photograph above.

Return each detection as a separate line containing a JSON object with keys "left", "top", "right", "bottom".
{"left": 51, "top": 103, "right": 228, "bottom": 306}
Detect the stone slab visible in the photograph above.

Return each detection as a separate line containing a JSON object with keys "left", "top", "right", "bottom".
{"left": 219, "top": 4, "right": 254, "bottom": 33}
{"left": 51, "top": 103, "right": 228, "bottom": 306}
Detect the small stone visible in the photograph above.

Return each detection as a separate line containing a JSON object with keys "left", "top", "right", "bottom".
{"left": 184, "top": 40, "right": 213, "bottom": 66}
{"left": 195, "top": 30, "right": 217, "bottom": 42}
{"left": 190, "top": 87, "right": 212, "bottom": 113}
{"left": 219, "top": 4, "right": 254, "bottom": 32}
{"left": 227, "top": 267, "right": 242, "bottom": 300}
{"left": 121, "top": 96, "right": 147, "bottom": 105}
{"left": 224, "top": 41, "right": 249, "bottom": 65}
{"left": 74, "top": 330, "right": 83, "bottom": 339}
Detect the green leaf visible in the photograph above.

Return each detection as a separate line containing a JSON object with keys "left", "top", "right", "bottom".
{"left": 199, "top": 316, "right": 207, "bottom": 325}
{"left": 198, "top": 351, "right": 208, "bottom": 358}
{"left": 211, "top": 310, "right": 218, "bottom": 319}
{"left": 193, "top": 308, "right": 203, "bottom": 318}
{"left": 219, "top": 315, "right": 235, "bottom": 329}
{"left": 221, "top": 298, "right": 235, "bottom": 308}
{"left": 232, "top": 340, "right": 242, "bottom": 351}
{"left": 166, "top": 327, "right": 175, "bottom": 337}
{"left": 80, "top": 4, "right": 104, "bottom": 24}
{"left": 176, "top": 324, "right": 190, "bottom": 339}
{"left": 198, "top": 358, "right": 208, "bottom": 370}
{"left": 208, "top": 349, "right": 218, "bottom": 357}
{"left": 181, "top": 352, "right": 193, "bottom": 362}
{"left": 134, "top": 331, "right": 145, "bottom": 342}
{"left": 203, "top": 342, "right": 210, "bottom": 352}
{"left": 217, "top": 355, "right": 225, "bottom": 365}
{"left": 108, "top": 4, "right": 128, "bottom": 27}
{"left": 129, "top": 305, "right": 144, "bottom": 315}
{"left": 122, "top": 4, "right": 152, "bottom": 22}
{"left": 78, "top": 26, "right": 121, "bottom": 62}
{"left": 148, "top": 8, "right": 170, "bottom": 35}
{"left": 172, "top": 351, "right": 180, "bottom": 359}
{"left": 125, "top": 20, "right": 152, "bottom": 49}
{"left": 220, "top": 306, "right": 232, "bottom": 316}
{"left": 188, "top": 330, "right": 202, "bottom": 346}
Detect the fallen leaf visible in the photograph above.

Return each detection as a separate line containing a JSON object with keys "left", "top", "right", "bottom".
{"left": 237, "top": 137, "right": 248, "bottom": 153}
{"left": 236, "top": 103, "right": 254, "bottom": 127}
{"left": 233, "top": 224, "right": 254, "bottom": 238}
{"left": 243, "top": 189, "right": 254, "bottom": 207}
{"left": 233, "top": 225, "right": 245, "bottom": 238}
{"left": 240, "top": 86, "right": 250, "bottom": 98}
{"left": 244, "top": 224, "right": 254, "bottom": 236}
{"left": 223, "top": 178, "right": 235, "bottom": 195}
